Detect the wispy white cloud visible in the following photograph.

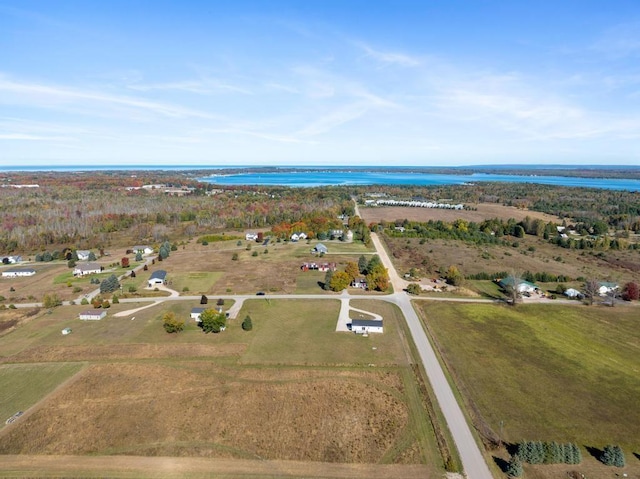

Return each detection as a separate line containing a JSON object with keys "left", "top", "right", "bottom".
{"left": 356, "top": 41, "right": 421, "bottom": 67}
{"left": 0, "top": 133, "right": 75, "bottom": 141}
{"left": 592, "top": 21, "right": 640, "bottom": 58}
{"left": 127, "top": 79, "right": 252, "bottom": 95}
{"left": 206, "top": 127, "right": 306, "bottom": 144}
{"left": 0, "top": 76, "right": 218, "bottom": 119}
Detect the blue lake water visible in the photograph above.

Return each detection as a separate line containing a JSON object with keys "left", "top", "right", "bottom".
{"left": 202, "top": 171, "right": 640, "bottom": 191}
{"left": 1, "top": 164, "right": 638, "bottom": 191}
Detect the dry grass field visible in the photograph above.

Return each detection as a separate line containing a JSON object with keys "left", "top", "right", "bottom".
{"left": 359, "top": 203, "right": 560, "bottom": 225}
{"left": 385, "top": 234, "right": 640, "bottom": 287}
{"left": 159, "top": 239, "right": 372, "bottom": 295}
{"left": 0, "top": 296, "right": 444, "bottom": 478}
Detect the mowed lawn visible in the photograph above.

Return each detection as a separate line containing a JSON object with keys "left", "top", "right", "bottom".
{"left": 0, "top": 362, "right": 84, "bottom": 428}
{"left": 420, "top": 302, "right": 640, "bottom": 450}
{"left": 235, "top": 299, "right": 409, "bottom": 366}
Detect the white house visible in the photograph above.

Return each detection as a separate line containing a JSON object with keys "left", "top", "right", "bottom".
{"left": 351, "top": 319, "right": 383, "bottom": 334}
{"left": 61, "top": 327, "right": 72, "bottom": 335}
{"left": 598, "top": 282, "right": 618, "bottom": 296}
{"left": 148, "top": 270, "right": 167, "bottom": 287}
{"left": 498, "top": 277, "right": 537, "bottom": 294}
{"left": 2, "top": 268, "right": 36, "bottom": 278}
{"left": 132, "top": 245, "right": 154, "bottom": 255}
{"left": 76, "top": 250, "right": 91, "bottom": 261}
{"left": 190, "top": 307, "right": 206, "bottom": 322}
{"left": 79, "top": 309, "right": 106, "bottom": 321}
{"left": 290, "top": 232, "right": 307, "bottom": 242}
{"left": 245, "top": 233, "right": 258, "bottom": 241}
{"left": 351, "top": 277, "right": 367, "bottom": 289}
{"left": 564, "top": 288, "right": 582, "bottom": 298}
{"left": 73, "top": 263, "right": 102, "bottom": 276}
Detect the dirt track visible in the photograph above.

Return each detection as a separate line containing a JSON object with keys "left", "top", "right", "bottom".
{"left": 0, "top": 455, "right": 433, "bottom": 478}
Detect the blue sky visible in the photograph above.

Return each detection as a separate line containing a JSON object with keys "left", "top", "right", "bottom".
{"left": 1, "top": 1, "right": 640, "bottom": 166}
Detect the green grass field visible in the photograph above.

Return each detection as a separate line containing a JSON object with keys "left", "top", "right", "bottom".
{"left": 420, "top": 302, "right": 640, "bottom": 450}
{"left": 234, "top": 299, "right": 408, "bottom": 366}
{"left": 0, "top": 362, "right": 84, "bottom": 428}
{"left": 170, "top": 271, "right": 222, "bottom": 294}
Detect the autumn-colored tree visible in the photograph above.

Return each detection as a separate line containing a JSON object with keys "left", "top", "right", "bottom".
{"left": 366, "top": 263, "right": 390, "bottom": 291}
{"left": 344, "top": 262, "right": 360, "bottom": 281}
{"left": 121, "top": 257, "right": 130, "bottom": 268}
{"left": 329, "top": 271, "right": 351, "bottom": 292}
{"left": 163, "top": 311, "right": 184, "bottom": 333}
{"left": 200, "top": 309, "right": 227, "bottom": 333}
{"left": 622, "top": 281, "right": 639, "bottom": 301}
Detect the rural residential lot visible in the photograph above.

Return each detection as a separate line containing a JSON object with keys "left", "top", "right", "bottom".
{"left": 1, "top": 189, "right": 639, "bottom": 479}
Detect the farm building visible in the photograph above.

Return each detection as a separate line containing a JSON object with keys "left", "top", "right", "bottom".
{"left": 0, "top": 255, "right": 22, "bottom": 264}
{"left": 301, "top": 262, "right": 337, "bottom": 272}
{"left": 351, "top": 319, "right": 383, "bottom": 334}
{"left": 290, "top": 232, "right": 307, "bottom": 242}
{"left": 79, "top": 310, "right": 106, "bottom": 321}
{"left": 312, "top": 243, "right": 328, "bottom": 254}
{"left": 148, "top": 270, "right": 167, "bottom": 287}
{"left": 132, "top": 245, "right": 154, "bottom": 255}
{"left": 190, "top": 307, "right": 206, "bottom": 322}
{"left": 245, "top": 232, "right": 258, "bottom": 241}
{"left": 73, "top": 263, "right": 102, "bottom": 276}
{"left": 61, "top": 328, "right": 72, "bottom": 335}
{"left": 2, "top": 268, "right": 36, "bottom": 278}
{"left": 497, "top": 277, "right": 537, "bottom": 293}
{"left": 76, "top": 250, "right": 91, "bottom": 261}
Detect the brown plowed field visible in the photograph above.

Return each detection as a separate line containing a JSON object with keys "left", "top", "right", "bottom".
{"left": 0, "top": 363, "right": 411, "bottom": 464}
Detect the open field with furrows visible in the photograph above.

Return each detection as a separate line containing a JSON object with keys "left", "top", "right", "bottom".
{"left": 358, "top": 203, "right": 561, "bottom": 224}
{"left": 418, "top": 302, "right": 640, "bottom": 478}
{"left": 155, "top": 238, "right": 372, "bottom": 295}
{"left": 0, "top": 298, "right": 444, "bottom": 476}
{"left": 384, "top": 233, "right": 640, "bottom": 287}
{"left": 0, "top": 363, "right": 417, "bottom": 463}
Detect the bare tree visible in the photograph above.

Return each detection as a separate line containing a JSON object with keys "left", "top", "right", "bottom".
{"left": 583, "top": 279, "right": 600, "bottom": 305}
{"left": 505, "top": 270, "right": 522, "bottom": 306}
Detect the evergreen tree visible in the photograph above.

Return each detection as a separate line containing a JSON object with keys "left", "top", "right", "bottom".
{"left": 88, "top": 251, "right": 97, "bottom": 261}
{"left": 506, "top": 455, "right": 523, "bottom": 477}
{"left": 99, "top": 274, "right": 120, "bottom": 293}
{"left": 358, "top": 255, "right": 368, "bottom": 274}
{"left": 601, "top": 445, "right": 624, "bottom": 466}
{"left": 135, "top": 251, "right": 143, "bottom": 262}
{"left": 323, "top": 269, "right": 334, "bottom": 290}
{"left": 571, "top": 443, "right": 582, "bottom": 464}
{"left": 200, "top": 295, "right": 208, "bottom": 304}
{"left": 242, "top": 314, "right": 253, "bottom": 331}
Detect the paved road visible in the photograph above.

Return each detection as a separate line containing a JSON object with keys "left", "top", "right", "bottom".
{"left": 370, "top": 232, "right": 494, "bottom": 479}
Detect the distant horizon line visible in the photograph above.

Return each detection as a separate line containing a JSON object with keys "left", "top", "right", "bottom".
{"left": 2, "top": 163, "right": 640, "bottom": 172}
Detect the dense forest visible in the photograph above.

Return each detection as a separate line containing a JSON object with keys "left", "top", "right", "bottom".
{"left": 0, "top": 172, "right": 352, "bottom": 254}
